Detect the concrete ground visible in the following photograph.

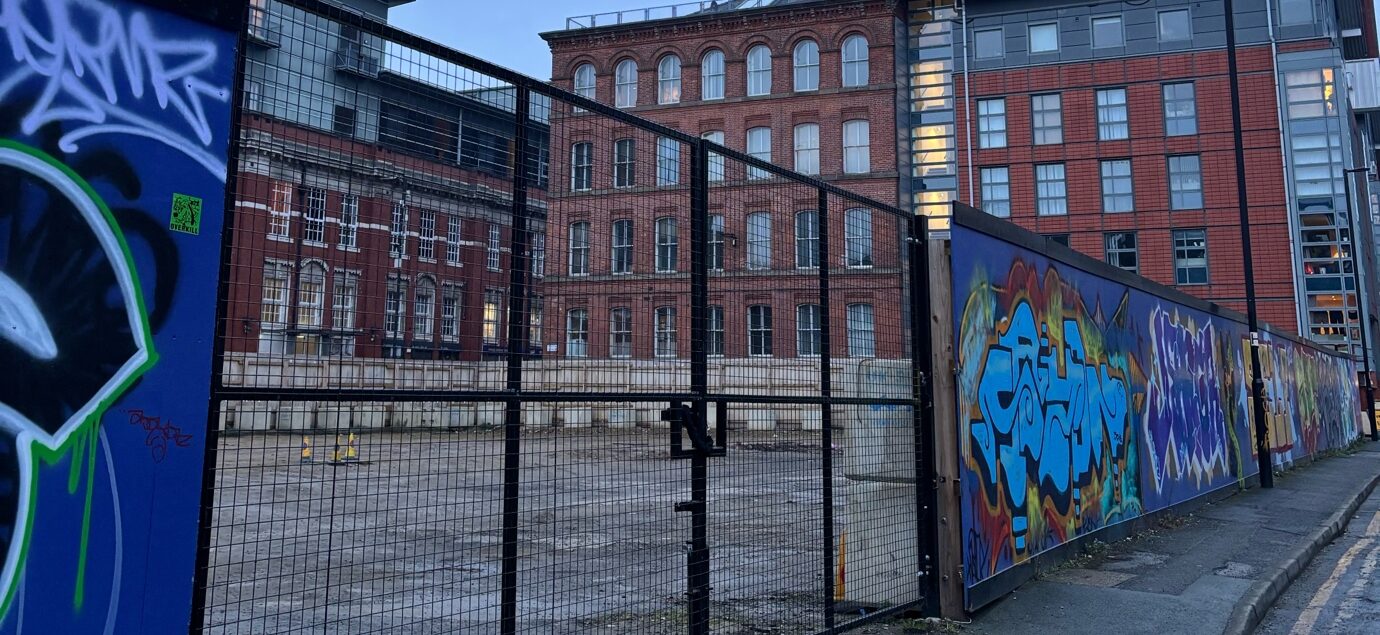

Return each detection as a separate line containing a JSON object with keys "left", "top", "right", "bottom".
{"left": 863, "top": 443, "right": 1380, "bottom": 635}
{"left": 1256, "top": 481, "right": 1380, "bottom": 635}
{"left": 201, "top": 425, "right": 913, "bottom": 634}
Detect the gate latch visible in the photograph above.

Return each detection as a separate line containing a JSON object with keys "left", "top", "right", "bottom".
{"left": 664, "top": 403, "right": 724, "bottom": 459}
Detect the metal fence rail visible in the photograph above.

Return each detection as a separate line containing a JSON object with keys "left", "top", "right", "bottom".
{"left": 197, "top": 1, "right": 936, "bottom": 633}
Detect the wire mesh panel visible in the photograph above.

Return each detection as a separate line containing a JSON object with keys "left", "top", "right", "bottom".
{"left": 201, "top": 0, "right": 931, "bottom": 633}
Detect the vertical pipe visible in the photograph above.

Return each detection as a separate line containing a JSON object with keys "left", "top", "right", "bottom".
{"left": 960, "top": 0, "right": 975, "bottom": 204}
{"left": 1224, "top": 0, "right": 1274, "bottom": 487}
{"left": 909, "top": 215, "right": 941, "bottom": 613}
{"left": 499, "top": 84, "right": 534, "bottom": 635}
{"left": 190, "top": 2, "right": 252, "bottom": 631}
{"left": 817, "top": 190, "right": 837, "bottom": 630}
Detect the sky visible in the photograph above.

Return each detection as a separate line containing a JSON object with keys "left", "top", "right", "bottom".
{"left": 389, "top": 0, "right": 667, "bottom": 80}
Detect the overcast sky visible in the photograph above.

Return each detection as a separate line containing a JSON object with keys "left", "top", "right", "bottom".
{"left": 389, "top": 0, "right": 662, "bottom": 80}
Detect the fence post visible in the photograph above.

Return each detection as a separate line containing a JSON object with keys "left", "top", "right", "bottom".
{"left": 499, "top": 83, "right": 534, "bottom": 635}
{"left": 686, "top": 139, "right": 712, "bottom": 635}
{"left": 909, "top": 215, "right": 942, "bottom": 614}
{"left": 817, "top": 189, "right": 837, "bottom": 630}
{"left": 925, "top": 231, "right": 965, "bottom": 618}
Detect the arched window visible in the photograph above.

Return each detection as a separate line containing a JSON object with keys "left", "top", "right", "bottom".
{"left": 841, "top": 35, "right": 869, "bottom": 87}
{"left": 701, "top": 49, "right": 725, "bottom": 100}
{"left": 658, "top": 55, "right": 681, "bottom": 104}
{"left": 615, "top": 59, "right": 638, "bottom": 107}
{"left": 747, "top": 45, "right": 772, "bottom": 96}
{"left": 574, "top": 63, "right": 595, "bottom": 100}
{"left": 793, "top": 39, "right": 819, "bottom": 91}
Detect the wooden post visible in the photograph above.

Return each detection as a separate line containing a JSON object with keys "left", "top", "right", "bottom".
{"left": 928, "top": 237, "right": 965, "bottom": 619}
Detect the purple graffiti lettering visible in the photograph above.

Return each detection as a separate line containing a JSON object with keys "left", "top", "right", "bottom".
{"left": 123, "top": 409, "right": 192, "bottom": 463}
{"left": 1143, "top": 308, "right": 1230, "bottom": 493}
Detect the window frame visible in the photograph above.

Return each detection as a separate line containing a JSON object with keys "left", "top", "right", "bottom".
{"left": 747, "top": 126, "right": 771, "bottom": 180}
{"left": 654, "top": 306, "right": 678, "bottom": 358}
{"left": 1029, "top": 22, "right": 1059, "bottom": 54}
{"left": 613, "top": 137, "right": 636, "bottom": 188}
{"left": 338, "top": 193, "right": 358, "bottom": 248}
{"left": 1168, "top": 154, "right": 1204, "bottom": 210}
{"left": 793, "top": 123, "right": 820, "bottom": 175}
{"left": 1173, "top": 228, "right": 1210, "bottom": 285}
{"left": 566, "top": 308, "right": 589, "bottom": 358}
{"left": 795, "top": 209, "right": 819, "bottom": 269}
{"left": 657, "top": 55, "right": 681, "bottom": 105}
{"left": 1163, "top": 82, "right": 1198, "bottom": 136}
{"left": 747, "top": 212, "right": 773, "bottom": 270}
{"left": 793, "top": 39, "right": 820, "bottom": 92}
{"left": 977, "top": 98, "right": 1007, "bottom": 149}
{"left": 1104, "top": 231, "right": 1140, "bottom": 274}
{"left": 418, "top": 209, "right": 436, "bottom": 260}
{"left": 1096, "top": 88, "right": 1129, "bottom": 141}
{"left": 485, "top": 223, "right": 501, "bottom": 271}
{"left": 1100, "top": 159, "right": 1135, "bottom": 213}
{"left": 1035, "top": 163, "right": 1068, "bottom": 216}
{"left": 796, "top": 303, "right": 822, "bottom": 357}
{"left": 1158, "top": 9, "right": 1192, "bottom": 42}
{"left": 568, "top": 221, "right": 591, "bottom": 276}
{"left": 656, "top": 136, "right": 680, "bottom": 186}
{"left": 974, "top": 28, "right": 1004, "bottom": 59}
{"left": 1032, "top": 93, "right": 1063, "bottom": 145}
{"left": 841, "top": 34, "right": 869, "bottom": 87}
{"left": 980, "top": 166, "right": 1011, "bottom": 218}
{"left": 701, "top": 50, "right": 725, "bottom": 100}
{"left": 570, "top": 142, "right": 593, "bottom": 191}
{"left": 843, "top": 119, "right": 870, "bottom": 174}
{"left": 656, "top": 216, "right": 679, "bottom": 273}
{"left": 1091, "top": 15, "right": 1124, "bottom": 49}
{"left": 747, "top": 45, "right": 772, "bottom": 96}
{"left": 611, "top": 218, "right": 633, "bottom": 275}
{"left": 845, "top": 208, "right": 873, "bottom": 268}
{"left": 846, "top": 303, "right": 875, "bottom": 358}
{"left": 748, "top": 305, "right": 774, "bottom": 357}
{"left": 615, "top": 59, "right": 638, "bottom": 108}
{"left": 302, "top": 187, "right": 326, "bottom": 244}
{"left": 573, "top": 63, "right": 596, "bottom": 102}
{"left": 609, "top": 307, "right": 633, "bottom": 358}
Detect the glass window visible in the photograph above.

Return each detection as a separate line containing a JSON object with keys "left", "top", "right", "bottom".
{"left": 384, "top": 279, "right": 406, "bottom": 338}
{"left": 847, "top": 303, "right": 875, "bottom": 358}
{"left": 303, "top": 187, "right": 326, "bottom": 243}
{"left": 332, "top": 272, "right": 358, "bottom": 331}
{"left": 532, "top": 232, "right": 546, "bottom": 278}
{"left": 796, "top": 304, "right": 822, "bottom": 356}
{"left": 486, "top": 224, "right": 505, "bottom": 273}
{"left": 747, "top": 127, "right": 771, "bottom": 180}
{"left": 1174, "top": 229, "right": 1209, "bottom": 284}
{"left": 1029, "top": 23, "right": 1059, "bottom": 54}
{"left": 414, "top": 279, "right": 435, "bottom": 339}
{"left": 656, "top": 216, "right": 678, "bottom": 273}
{"left": 1163, "top": 82, "right": 1198, "bottom": 136}
{"left": 571, "top": 142, "right": 593, "bottom": 191}
{"left": 709, "top": 215, "right": 725, "bottom": 271}
{"left": 297, "top": 263, "right": 325, "bottom": 329}
{"left": 440, "top": 286, "right": 459, "bottom": 340}
{"left": 1104, "top": 232, "right": 1139, "bottom": 273}
{"left": 482, "top": 290, "right": 502, "bottom": 344}
{"left": 1091, "top": 16, "right": 1123, "bottom": 48}
{"left": 269, "top": 182, "right": 292, "bottom": 238}
{"left": 1158, "top": 9, "right": 1191, "bottom": 41}
{"left": 1101, "top": 159, "right": 1134, "bottom": 212}
{"left": 843, "top": 120, "right": 870, "bottom": 174}
{"left": 702, "top": 50, "right": 725, "bottom": 100}
{"left": 610, "top": 307, "right": 632, "bottom": 358}
{"left": 795, "top": 210, "right": 819, "bottom": 269}
{"left": 846, "top": 208, "right": 873, "bottom": 268}
{"left": 975, "top": 28, "right": 1004, "bottom": 59}
{"left": 529, "top": 296, "right": 544, "bottom": 349}
{"left": 1097, "top": 88, "right": 1128, "bottom": 140}
{"left": 1036, "top": 163, "right": 1067, "bottom": 216}
{"left": 568, "top": 221, "right": 590, "bottom": 275}
{"left": 749, "top": 305, "right": 773, "bottom": 356}
{"left": 794, "top": 123, "right": 820, "bottom": 175}
{"left": 842, "top": 35, "right": 869, "bottom": 87}
{"left": 977, "top": 98, "right": 1006, "bottom": 149}
{"left": 748, "top": 45, "right": 772, "bottom": 96}
{"left": 574, "top": 63, "right": 595, "bottom": 101}
{"left": 794, "top": 40, "right": 819, "bottom": 92}
{"left": 658, "top": 55, "right": 681, "bottom": 105}
{"left": 980, "top": 167, "right": 1011, "bottom": 217}
{"left": 261, "top": 262, "right": 290, "bottom": 325}
{"left": 1279, "top": 0, "right": 1312, "bottom": 25}
{"left": 566, "top": 309, "right": 588, "bottom": 357}
{"left": 707, "top": 305, "right": 725, "bottom": 356}
{"left": 1032, "top": 93, "right": 1062, "bottom": 145}
{"left": 1046, "top": 233, "right": 1070, "bottom": 247}
{"left": 702, "top": 130, "right": 725, "bottom": 181}
{"left": 615, "top": 59, "right": 637, "bottom": 107}
{"left": 446, "top": 216, "right": 461, "bottom": 264}
{"left": 657, "top": 136, "right": 680, "bottom": 185}
{"left": 1168, "top": 155, "right": 1203, "bottom": 210}
{"left": 614, "top": 138, "right": 635, "bottom": 188}
{"left": 389, "top": 201, "right": 407, "bottom": 257}
{"left": 339, "top": 194, "right": 358, "bottom": 248}
{"left": 612, "top": 219, "right": 633, "bottom": 274}
{"left": 655, "top": 307, "right": 678, "bottom": 358}
{"left": 748, "top": 212, "right": 772, "bottom": 269}
{"left": 416, "top": 210, "right": 435, "bottom": 260}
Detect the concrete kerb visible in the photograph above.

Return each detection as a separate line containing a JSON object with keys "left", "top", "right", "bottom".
{"left": 1221, "top": 445, "right": 1380, "bottom": 635}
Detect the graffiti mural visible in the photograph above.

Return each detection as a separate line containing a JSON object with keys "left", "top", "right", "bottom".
{"left": 951, "top": 219, "right": 1361, "bottom": 607}
{"left": 0, "top": 0, "right": 237, "bottom": 632}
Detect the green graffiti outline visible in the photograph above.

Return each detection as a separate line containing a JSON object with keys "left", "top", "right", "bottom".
{"left": 0, "top": 139, "right": 159, "bottom": 617}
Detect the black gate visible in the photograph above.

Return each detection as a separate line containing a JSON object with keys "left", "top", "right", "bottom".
{"left": 195, "top": 1, "right": 937, "bottom": 632}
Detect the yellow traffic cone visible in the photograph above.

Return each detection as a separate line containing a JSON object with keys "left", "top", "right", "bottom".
{"left": 344, "top": 432, "right": 360, "bottom": 462}
{"left": 300, "top": 435, "right": 313, "bottom": 463}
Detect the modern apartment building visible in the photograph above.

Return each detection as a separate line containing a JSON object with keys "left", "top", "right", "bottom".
{"left": 543, "top": 0, "right": 1380, "bottom": 358}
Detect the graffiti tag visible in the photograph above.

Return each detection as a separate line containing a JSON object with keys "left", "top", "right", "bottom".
{"left": 123, "top": 409, "right": 191, "bottom": 463}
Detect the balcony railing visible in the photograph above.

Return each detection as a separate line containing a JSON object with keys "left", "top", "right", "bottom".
{"left": 563, "top": 0, "right": 783, "bottom": 30}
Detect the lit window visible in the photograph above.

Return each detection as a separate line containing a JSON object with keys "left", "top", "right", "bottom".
{"left": 748, "top": 45, "right": 772, "bottom": 96}
{"left": 482, "top": 290, "right": 502, "bottom": 344}
{"left": 842, "top": 35, "right": 869, "bottom": 87}
{"left": 794, "top": 39, "right": 819, "bottom": 92}
{"left": 615, "top": 59, "right": 637, "bottom": 107}
{"left": 658, "top": 55, "right": 681, "bottom": 104}
{"left": 260, "top": 262, "right": 290, "bottom": 325}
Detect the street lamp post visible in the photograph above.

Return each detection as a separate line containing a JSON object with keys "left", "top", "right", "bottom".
{"left": 1223, "top": 0, "right": 1274, "bottom": 486}
{"left": 1341, "top": 166, "right": 1379, "bottom": 441}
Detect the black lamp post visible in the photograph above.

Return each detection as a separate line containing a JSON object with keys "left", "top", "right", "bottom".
{"left": 1341, "top": 166, "right": 1379, "bottom": 441}
{"left": 1223, "top": 0, "right": 1273, "bottom": 486}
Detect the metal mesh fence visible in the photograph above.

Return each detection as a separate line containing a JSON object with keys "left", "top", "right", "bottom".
{"left": 199, "top": 1, "right": 934, "bottom": 633}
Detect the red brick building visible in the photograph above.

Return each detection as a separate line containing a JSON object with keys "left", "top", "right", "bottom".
{"left": 540, "top": 0, "right": 908, "bottom": 361}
